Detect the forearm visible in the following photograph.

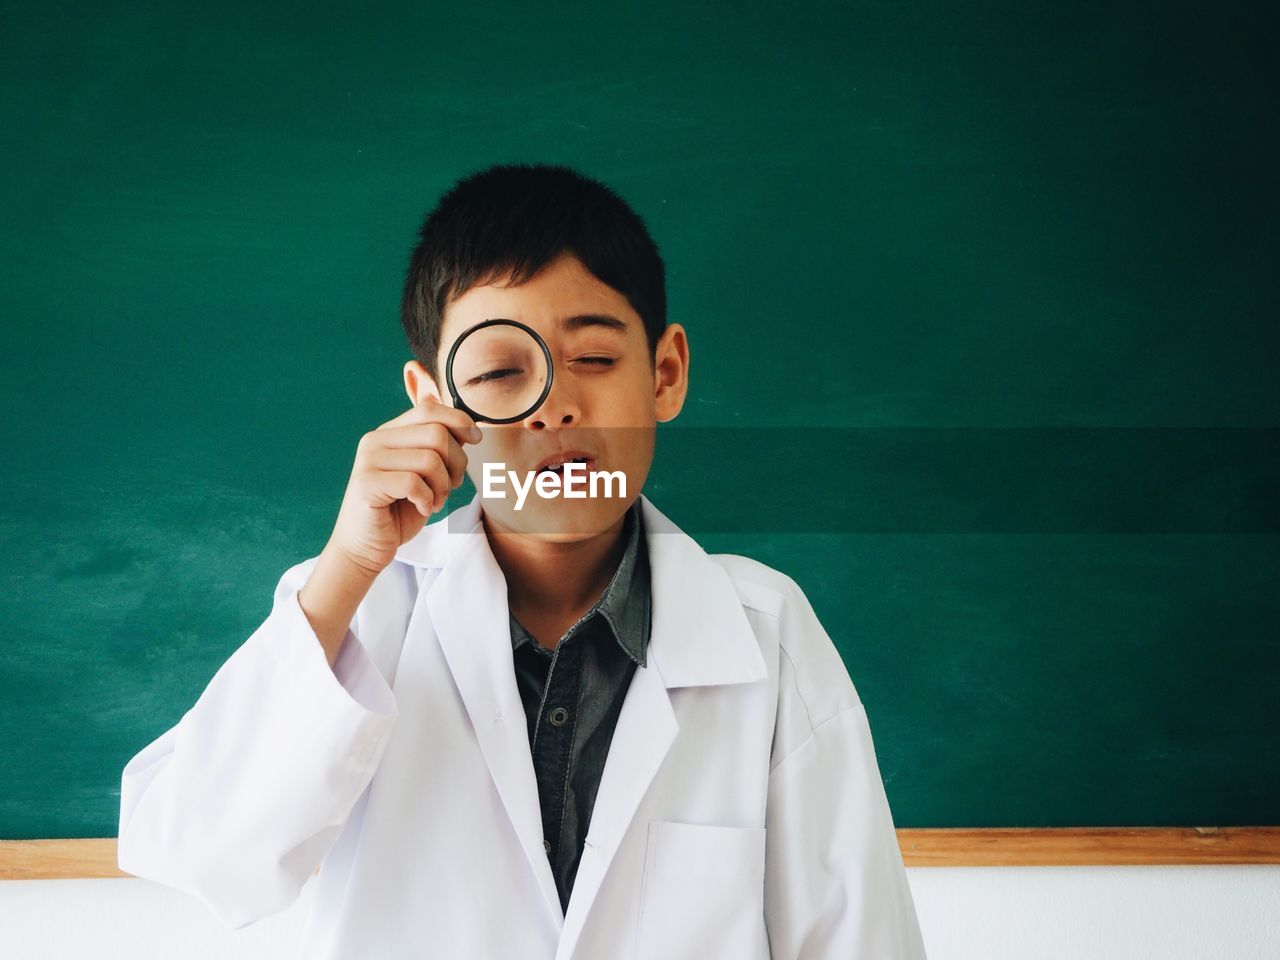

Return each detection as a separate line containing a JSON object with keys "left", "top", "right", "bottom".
{"left": 298, "top": 542, "right": 381, "bottom": 668}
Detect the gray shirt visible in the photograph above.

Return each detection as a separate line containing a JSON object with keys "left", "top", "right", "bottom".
{"left": 508, "top": 499, "right": 651, "bottom": 914}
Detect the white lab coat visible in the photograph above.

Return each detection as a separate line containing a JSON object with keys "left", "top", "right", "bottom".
{"left": 117, "top": 493, "right": 926, "bottom": 959}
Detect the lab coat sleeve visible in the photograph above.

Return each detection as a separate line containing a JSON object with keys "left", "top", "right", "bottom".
{"left": 763, "top": 703, "right": 927, "bottom": 960}
{"left": 116, "top": 557, "right": 399, "bottom": 930}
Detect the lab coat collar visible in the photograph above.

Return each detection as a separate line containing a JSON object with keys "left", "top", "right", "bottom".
{"left": 393, "top": 492, "right": 766, "bottom": 952}
{"left": 394, "top": 492, "right": 767, "bottom": 690}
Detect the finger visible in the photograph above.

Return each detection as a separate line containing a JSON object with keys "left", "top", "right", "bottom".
{"left": 381, "top": 471, "right": 435, "bottom": 517}
{"left": 370, "top": 447, "right": 454, "bottom": 505}
{"left": 442, "top": 435, "right": 468, "bottom": 489}
{"left": 368, "top": 422, "right": 473, "bottom": 485}
{"left": 379, "top": 397, "right": 482, "bottom": 443}
{"left": 407, "top": 427, "right": 469, "bottom": 489}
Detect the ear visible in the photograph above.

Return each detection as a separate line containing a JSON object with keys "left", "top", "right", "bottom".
{"left": 652, "top": 323, "right": 689, "bottom": 423}
{"left": 404, "top": 359, "right": 444, "bottom": 407}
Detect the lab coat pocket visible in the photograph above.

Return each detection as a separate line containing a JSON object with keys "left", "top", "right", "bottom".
{"left": 635, "top": 819, "right": 769, "bottom": 960}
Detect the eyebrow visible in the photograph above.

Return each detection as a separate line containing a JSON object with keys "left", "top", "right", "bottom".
{"left": 560, "top": 313, "right": 628, "bottom": 334}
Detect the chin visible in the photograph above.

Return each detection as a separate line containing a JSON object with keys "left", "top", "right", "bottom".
{"left": 484, "top": 496, "right": 630, "bottom": 541}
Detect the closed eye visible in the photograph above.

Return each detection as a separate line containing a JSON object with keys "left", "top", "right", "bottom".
{"left": 573, "top": 356, "right": 616, "bottom": 366}
{"left": 466, "top": 367, "right": 521, "bottom": 386}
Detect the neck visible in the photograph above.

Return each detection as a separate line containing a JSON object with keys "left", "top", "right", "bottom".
{"left": 483, "top": 508, "right": 631, "bottom": 626}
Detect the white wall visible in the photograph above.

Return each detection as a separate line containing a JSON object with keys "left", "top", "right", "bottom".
{"left": 2, "top": 866, "right": 1278, "bottom": 959}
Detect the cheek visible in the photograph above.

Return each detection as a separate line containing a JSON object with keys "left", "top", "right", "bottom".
{"left": 465, "top": 431, "right": 516, "bottom": 476}
{"left": 591, "top": 367, "right": 655, "bottom": 418}
{"left": 608, "top": 428, "right": 655, "bottom": 483}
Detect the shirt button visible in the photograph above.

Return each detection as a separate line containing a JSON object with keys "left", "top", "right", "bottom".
{"left": 543, "top": 839, "right": 551, "bottom": 855}
{"left": 548, "top": 706, "right": 570, "bottom": 727}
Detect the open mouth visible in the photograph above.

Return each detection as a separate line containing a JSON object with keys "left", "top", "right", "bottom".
{"left": 536, "top": 454, "right": 595, "bottom": 475}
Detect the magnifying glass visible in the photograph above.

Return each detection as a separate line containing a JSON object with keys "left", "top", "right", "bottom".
{"left": 444, "top": 318, "right": 554, "bottom": 424}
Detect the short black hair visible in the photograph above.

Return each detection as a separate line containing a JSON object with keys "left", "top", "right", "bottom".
{"left": 400, "top": 162, "right": 667, "bottom": 385}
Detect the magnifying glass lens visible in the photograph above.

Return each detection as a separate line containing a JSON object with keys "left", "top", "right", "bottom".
{"left": 451, "top": 323, "right": 549, "bottom": 422}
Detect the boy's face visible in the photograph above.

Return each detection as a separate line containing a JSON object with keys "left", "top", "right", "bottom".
{"left": 405, "top": 251, "right": 688, "bottom": 542}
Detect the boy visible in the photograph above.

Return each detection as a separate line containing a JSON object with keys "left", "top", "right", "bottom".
{"left": 117, "top": 163, "right": 927, "bottom": 959}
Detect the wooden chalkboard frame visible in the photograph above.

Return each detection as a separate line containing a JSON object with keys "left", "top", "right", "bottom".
{"left": 3, "top": 828, "right": 1279, "bottom": 879}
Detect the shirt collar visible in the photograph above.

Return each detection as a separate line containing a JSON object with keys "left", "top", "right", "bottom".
{"left": 508, "top": 499, "right": 651, "bottom": 667}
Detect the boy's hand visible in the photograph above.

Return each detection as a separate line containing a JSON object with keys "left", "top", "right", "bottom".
{"left": 328, "top": 397, "right": 482, "bottom": 577}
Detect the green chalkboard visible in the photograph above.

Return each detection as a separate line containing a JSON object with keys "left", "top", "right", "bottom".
{"left": 3, "top": 0, "right": 1277, "bottom": 840}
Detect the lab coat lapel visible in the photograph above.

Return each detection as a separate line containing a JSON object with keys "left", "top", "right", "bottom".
{"left": 554, "top": 494, "right": 768, "bottom": 960}
{"left": 399, "top": 493, "right": 769, "bottom": 959}
{"left": 419, "top": 500, "right": 565, "bottom": 930}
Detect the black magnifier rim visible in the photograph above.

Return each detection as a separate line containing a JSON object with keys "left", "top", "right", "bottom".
{"left": 444, "top": 318, "right": 555, "bottom": 425}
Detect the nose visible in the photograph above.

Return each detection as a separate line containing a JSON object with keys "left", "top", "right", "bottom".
{"left": 523, "top": 360, "right": 579, "bottom": 430}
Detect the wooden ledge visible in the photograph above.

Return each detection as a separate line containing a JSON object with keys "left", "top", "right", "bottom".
{"left": 897, "top": 827, "right": 1280, "bottom": 866}
{"left": 3, "top": 828, "right": 1278, "bottom": 880}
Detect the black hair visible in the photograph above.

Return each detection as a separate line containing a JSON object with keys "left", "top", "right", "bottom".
{"left": 400, "top": 162, "right": 667, "bottom": 385}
